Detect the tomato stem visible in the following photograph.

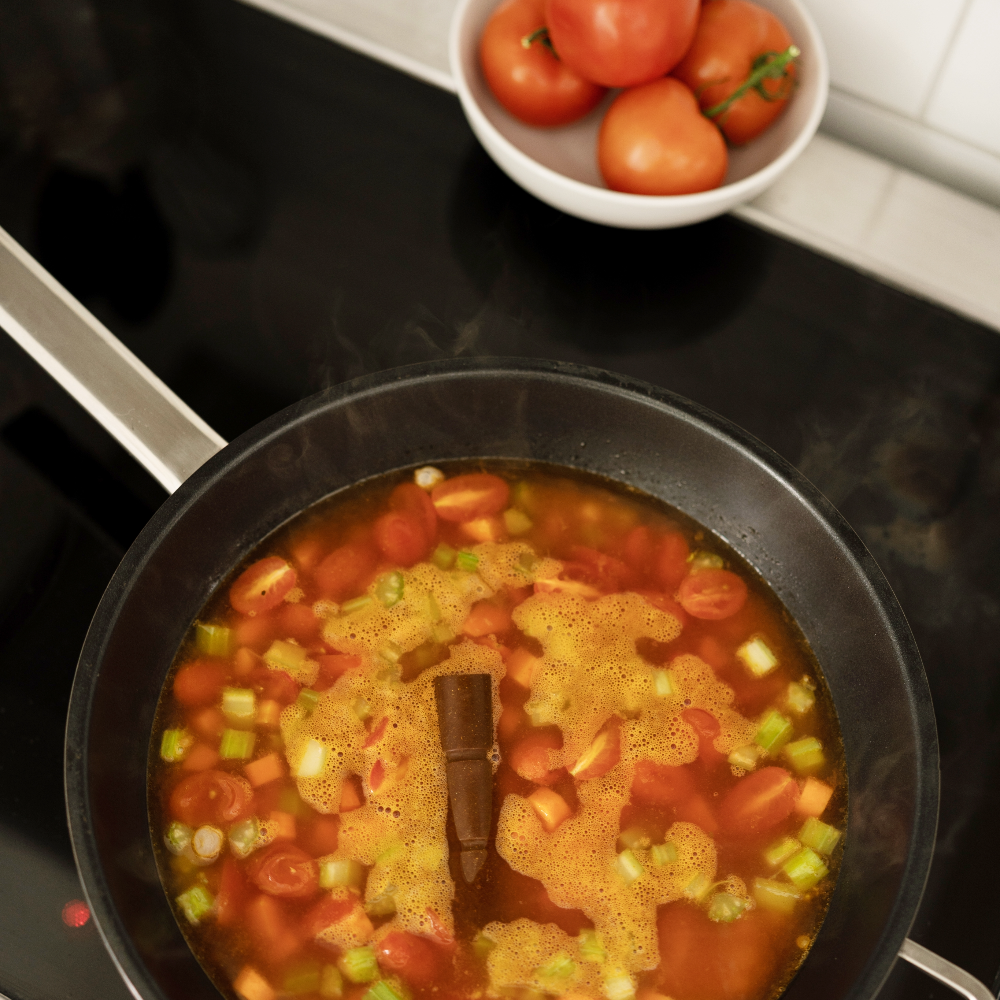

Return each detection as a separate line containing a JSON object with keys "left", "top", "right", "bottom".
{"left": 522, "top": 26, "right": 559, "bottom": 59}
{"left": 702, "top": 44, "right": 799, "bottom": 121}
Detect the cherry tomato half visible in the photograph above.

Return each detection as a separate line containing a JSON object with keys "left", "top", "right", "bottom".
{"left": 248, "top": 844, "right": 319, "bottom": 899}
{"left": 546, "top": 0, "right": 699, "bottom": 88}
{"left": 431, "top": 473, "right": 510, "bottom": 522}
{"left": 314, "top": 541, "right": 378, "bottom": 600}
{"left": 598, "top": 78, "right": 728, "bottom": 196}
{"left": 677, "top": 568, "right": 748, "bottom": 619}
{"left": 718, "top": 766, "right": 798, "bottom": 835}
{"left": 631, "top": 760, "right": 695, "bottom": 807}
{"left": 230, "top": 556, "right": 297, "bottom": 615}
{"left": 673, "top": 0, "right": 796, "bottom": 145}
{"left": 169, "top": 770, "right": 254, "bottom": 826}
{"left": 374, "top": 509, "right": 431, "bottom": 566}
{"left": 377, "top": 931, "right": 444, "bottom": 988}
{"left": 681, "top": 707, "right": 724, "bottom": 764}
{"left": 655, "top": 531, "right": 690, "bottom": 590}
{"left": 172, "top": 658, "right": 227, "bottom": 706}
{"left": 481, "top": 0, "right": 607, "bottom": 127}
{"left": 390, "top": 482, "right": 438, "bottom": 542}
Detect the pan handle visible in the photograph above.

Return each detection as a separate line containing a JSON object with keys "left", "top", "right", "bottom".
{"left": 0, "top": 226, "right": 226, "bottom": 493}
{"left": 900, "top": 938, "right": 995, "bottom": 1000}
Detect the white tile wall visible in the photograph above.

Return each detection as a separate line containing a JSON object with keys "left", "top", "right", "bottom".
{"left": 924, "top": 0, "right": 1000, "bottom": 157}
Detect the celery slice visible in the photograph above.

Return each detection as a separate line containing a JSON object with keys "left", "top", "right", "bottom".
{"left": 456, "top": 550, "right": 480, "bottom": 572}
{"left": 782, "top": 847, "right": 829, "bottom": 890}
{"left": 737, "top": 636, "right": 778, "bottom": 677}
{"left": 727, "top": 744, "right": 761, "bottom": 770}
{"left": 653, "top": 669, "right": 675, "bottom": 697}
{"left": 165, "top": 821, "right": 192, "bottom": 856}
{"left": 414, "top": 466, "right": 444, "bottom": 490}
{"left": 338, "top": 947, "right": 380, "bottom": 984}
{"left": 707, "top": 892, "right": 747, "bottom": 923}
{"left": 431, "top": 622, "right": 455, "bottom": 644}
{"left": 688, "top": 551, "right": 724, "bottom": 571}
{"left": 296, "top": 738, "right": 328, "bottom": 777}
{"left": 297, "top": 688, "right": 319, "bottom": 714}
{"left": 650, "top": 842, "right": 678, "bottom": 866}
{"left": 196, "top": 622, "right": 232, "bottom": 657}
{"left": 284, "top": 962, "right": 322, "bottom": 995}
{"left": 353, "top": 697, "right": 372, "bottom": 722}
{"left": 753, "top": 876, "right": 801, "bottom": 914}
{"left": 379, "top": 641, "right": 403, "bottom": 665}
{"left": 320, "top": 965, "right": 344, "bottom": 999}
{"left": 603, "top": 969, "right": 635, "bottom": 1000}
{"left": 504, "top": 509, "right": 533, "bottom": 535}
{"left": 578, "top": 929, "right": 605, "bottom": 963}
{"left": 425, "top": 591, "right": 442, "bottom": 622}
{"left": 683, "top": 871, "right": 713, "bottom": 902}
{"left": 537, "top": 951, "right": 576, "bottom": 981}
{"left": 431, "top": 544, "right": 456, "bottom": 570}
{"left": 192, "top": 825, "right": 224, "bottom": 863}
{"left": 223, "top": 687, "right": 256, "bottom": 721}
{"left": 517, "top": 551, "right": 538, "bottom": 574}
{"left": 319, "top": 857, "right": 366, "bottom": 889}
{"left": 617, "top": 828, "right": 651, "bottom": 852}
{"left": 176, "top": 885, "right": 214, "bottom": 924}
{"left": 342, "top": 595, "right": 373, "bottom": 615}
{"left": 365, "top": 884, "right": 397, "bottom": 917}
{"left": 525, "top": 692, "right": 565, "bottom": 726}
{"left": 160, "top": 728, "right": 192, "bottom": 762}
{"left": 786, "top": 680, "right": 816, "bottom": 714}
{"left": 764, "top": 835, "right": 801, "bottom": 868}
{"left": 374, "top": 571, "right": 405, "bottom": 608}
{"left": 784, "top": 736, "right": 825, "bottom": 773}
{"left": 364, "top": 983, "right": 404, "bottom": 1000}
{"left": 229, "top": 818, "right": 260, "bottom": 859}
{"left": 473, "top": 931, "right": 497, "bottom": 960}
{"left": 616, "top": 849, "right": 643, "bottom": 885}
{"left": 755, "top": 709, "right": 793, "bottom": 753}
{"left": 220, "top": 729, "right": 255, "bottom": 759}
{"left": 264, "top": 639, "right": 308, "bottom": 674}
{"left": 799, "top": 817, "right": 841, "bottom": 855}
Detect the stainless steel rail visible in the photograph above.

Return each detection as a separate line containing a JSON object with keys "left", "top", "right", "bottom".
{"left": 0, "top": 225, "right": 995, "bottom": 1000}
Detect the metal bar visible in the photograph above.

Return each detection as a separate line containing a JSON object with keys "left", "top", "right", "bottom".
{"left": 899, "top": 938, "right": 996, "bottom": 1000}
{"left": 0, "top": 226, "right": 227, "bottom": 493}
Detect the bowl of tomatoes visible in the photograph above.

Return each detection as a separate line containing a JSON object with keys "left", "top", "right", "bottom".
{"left": 449, "top": 0, "right": 828, "bottom": 228}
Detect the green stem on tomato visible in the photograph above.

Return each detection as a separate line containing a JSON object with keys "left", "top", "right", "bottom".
{"left": 522, "top": 26, "right": 559, "bottom": 59}
{"left": 703, "top": 44, "right": 800, "bottom": 121}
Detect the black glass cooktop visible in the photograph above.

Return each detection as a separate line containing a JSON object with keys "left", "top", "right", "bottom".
{"left": 1, "top": 1, "right": 999, "bottom": 999}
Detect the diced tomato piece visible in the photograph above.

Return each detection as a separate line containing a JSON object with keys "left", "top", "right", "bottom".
{"left": 278, "top": 602, "right": 320, "bottom": 643}
{"left": 245, "top": 753, "right": 285, "bottom": 788}
{"left": 506, "top": 648, "right": 542, "bottom": 688}
{"left": 190, "top": 706, "right": 226, "bottom": 739}
{"left": 528, "top": 787, "right": 572, "bottom": 832}
{"left": 235, "top": 614, "right": 278, "bottom": 653}
{"left": 622, "top": 525, "right": 655, "bottom": 576}
{"left": 657, "top": 903, "right": 778, "bottom": 1000}
{"left": 718, "top": 767, "right": 799, "bottom": 836}
{"left": 314, "top": 653, "right": 362, "bottom": 691}
{"left": 247, "top": 844, "right": 318, "bottom": 899}
{"left": 234, "top": 965, "right": 277, "bottom": 1000}
{"left": 314, "top": 542, "right": 378, "bottom": 601}
{"left": 681, "top": 708, "right": 724, "bottom": 765}
{"left": 182, "top": 743, "right": 220, "bottom": 772}
{"left": 340, "top": 775, "right": 364, "bottom": 813}
{"left": 231, "top": 557, "right": 297, "bottom": 615}
{"left": 374, "top": 509, "right": 431, "bottom": 567}
{"left": 567, "top": 546, "right": 636, "bottom": 591}
{"left": 217, "top": 857, "right": 248, "bottom": 927}
{"left": 655, "top": 532, "right": 690, "bottom": 590}
{"left": 269, "top": 811, "right": 297, "bottom": 841}
{"left": 635, "top": 591, "right": 688, "bottom": 628}
{"left": 363, "top": 716, "right": 389, "bottom": 748}
{"left": 677, "top": 569, "right": 748, "bottom": 620}
{"left": 389, "top": 482, "right": 438, "bottom": 541}
{"left": 377, "top": 931, "right": 443, "bottom": 988}
{"left": 463, "top": 600, "right": 512, "bottom": 637}
{"left": 170, "top": 770, "right": 254, "bottom": 826}
{"left": 431, "top": 473, "right": 510, "bottom": 522}
{"left": 245, "top": 894, "right": 303, "bottom": 964}
{"left": 301, "top": 815, "right": 340, "bottom": 856}
{"left": 173, "top": 659, "right": 227, "bottom": 706}
{"left": 509, "top": 730, "right": 563, "bottom": 786}
{"left": 569, "top": 719, "right": 621, "bottom": 780}
{"left": 676, "top": 793, "right": 719, "bottom": 835}
{"left": 533, "top": 576, "right": 601, "bottom": 599}
{"left": 258, "top": 669, "right": 299, "bottom": 706}
{"left": 234, "top": 647, "right": 262, "bottom": 679}
{"left": 473, "top": 634, "right": 512, "bottom": 660}
{"left": 631, "top": 761, "right": 696, "bottom": 807}
{"left": 301, "top": 894, "right": 356, "bottom": 939}
{"left": 795, "top": 777, "right": 834, "bottom": 817}
{"left": 369, "top": 759, "right": 386, "bottom": 793}
{"left": 423, "top": 907, "right": 456, "bottom": 948}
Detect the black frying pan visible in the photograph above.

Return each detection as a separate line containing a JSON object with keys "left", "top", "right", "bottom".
{"left": 0, "top": 229, "right": 986, "bottom": 1000}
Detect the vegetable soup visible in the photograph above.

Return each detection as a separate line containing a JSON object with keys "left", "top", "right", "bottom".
{"left": 150, "top": 464, "right": 846, "bottom": 1000}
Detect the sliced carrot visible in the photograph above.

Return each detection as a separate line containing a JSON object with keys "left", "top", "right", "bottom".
{"left": 528, "top": 787, "right": 572, "bottom": 832}
{"left": 246, "top": 753, "right": 285, "bottom": 788}
{"left": 461, "top": 517, "right": 506, "bottom": 543}
{"left": 234, "top": 647, "right": 262, "bottom": 679}
{"left": 245, "top": 894, "right": 302, "bottom": 963}
{"left": 234, "top": 966, "right": 275, "bottom": 1000}
{"left": 795, "top": 777, "right": 834, "bottom": 817}
{"left": 191, "top": 706, "right": 226, "bottom": 740}
{"left": 463, "top": 600, "right": 513, "bottom": 637}
{"left": 340, "top": 775, "right": 364, "bottom": 813}
{"left": 269, "top": 810, "right": 297, "bottom": 841}
{"left": 257, "top": 699, "right": 282, "bottom": 727}
{"left": 182, "top": 743, "right": 220, "bottom": 772}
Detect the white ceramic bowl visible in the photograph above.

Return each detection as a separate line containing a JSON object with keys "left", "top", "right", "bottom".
{"left": 449, "top": 0, "right": 828, "bottom": 228}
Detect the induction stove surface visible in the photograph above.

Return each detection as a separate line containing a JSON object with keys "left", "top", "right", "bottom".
{"left": 1, "top": 2, "right": 1000, "bottom": 1000}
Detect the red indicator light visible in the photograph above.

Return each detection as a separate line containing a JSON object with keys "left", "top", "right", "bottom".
{"left": 62, "top": 899, "right": 91, "bottom": 928}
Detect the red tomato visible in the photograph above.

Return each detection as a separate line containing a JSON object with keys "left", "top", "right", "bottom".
{"left": 278, "top": 602, "right": 320, "bottom": 643}
{"left": 377, "top": 931, "right": 443, "bottom": 988}
{"left": 301, "top": 894, "right": 355, "bottom": 939}
{"left": 571, "top": 718, "right": 621, "bottom": 780}
{"left": 300, "top": 816, "right": 340, "bottom": 857}
{"left": 673, "top": 0, "right": 796, "bottom": 145}
{"left": 374, "top": 510, "right": 431, "bottom": 567}
{"left": 230, "top": 556, "right": 297, "bottom": 615}
{"left": 631, "top": 760, "right": 695, "bottom": 807}
{"left": 681, "top": 707, "right": 724, "bottom": 764}
{"left": 390, "top": 482, "right": 438, "bottom": 543}
{"left": 234, "top": 613, "right": 278, "bottom": 652}
{"left": 169, "top": 770, "right": 254, "bottom": 826}
{"left": 431, "top": 473, "right": 510, "bottom": 522}
{"left": 677, "top": 568, "right": 748, "bottom": 619}
{"left": 314, "top": 541, "right": 378, "bottom": 600}
{"left": 480, "top": 0, "right": 607, "bottom": 127}
{"left": 676, "top": 793, "right": 719, "bottom": 835}
{"left": 657, "top": 903, "right": 778, "bottom": 1000}
{"left": 314, "top": 653, "right": 362, "bottom": 690}
{"left": 656, "top": 531, "right": 690, "bottom": 589}
{"left": 622, "top": 525, "right": 655, "bottom": 576}
{"left": 463, "top": 600, "right": 513, "bottom": 637}
{"left": 509, "top": 730, "right": 563, "bottom": 786}
{"left": 172, "top": 659, "right": 226, "bottom": 706}
{"left": 423, "top": 907, "right": 456, "bottom": 948}
{"left": 718, "top": 766, "right": 798, "bottom": 835}
{"left": 567, "top": 546, "right": 636, "bottom": 591}
{"left": 261, "top": 669, "right": 300, "bottom": 705}
{"left": 246, "top": 894, "right": 303, "bottom": 964}
{"left": 216, "top": 857, "right": 248, "bottom": 927}
{"left": 546, "top": 0, "right": 699, "bottom": 87}
{"left": 599, "top": 78, "right": 728, "bottom": 196}
{"left": 248, "top": 844, "right": 319, "bottom": 899}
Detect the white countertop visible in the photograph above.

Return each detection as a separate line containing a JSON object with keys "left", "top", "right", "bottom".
{"left": 240, "top": 0, "right": 1000, "bottom": 333}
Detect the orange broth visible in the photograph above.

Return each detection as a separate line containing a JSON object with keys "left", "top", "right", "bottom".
{"left": 150, "top": 464, "right": 846, "bottom": 1000}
